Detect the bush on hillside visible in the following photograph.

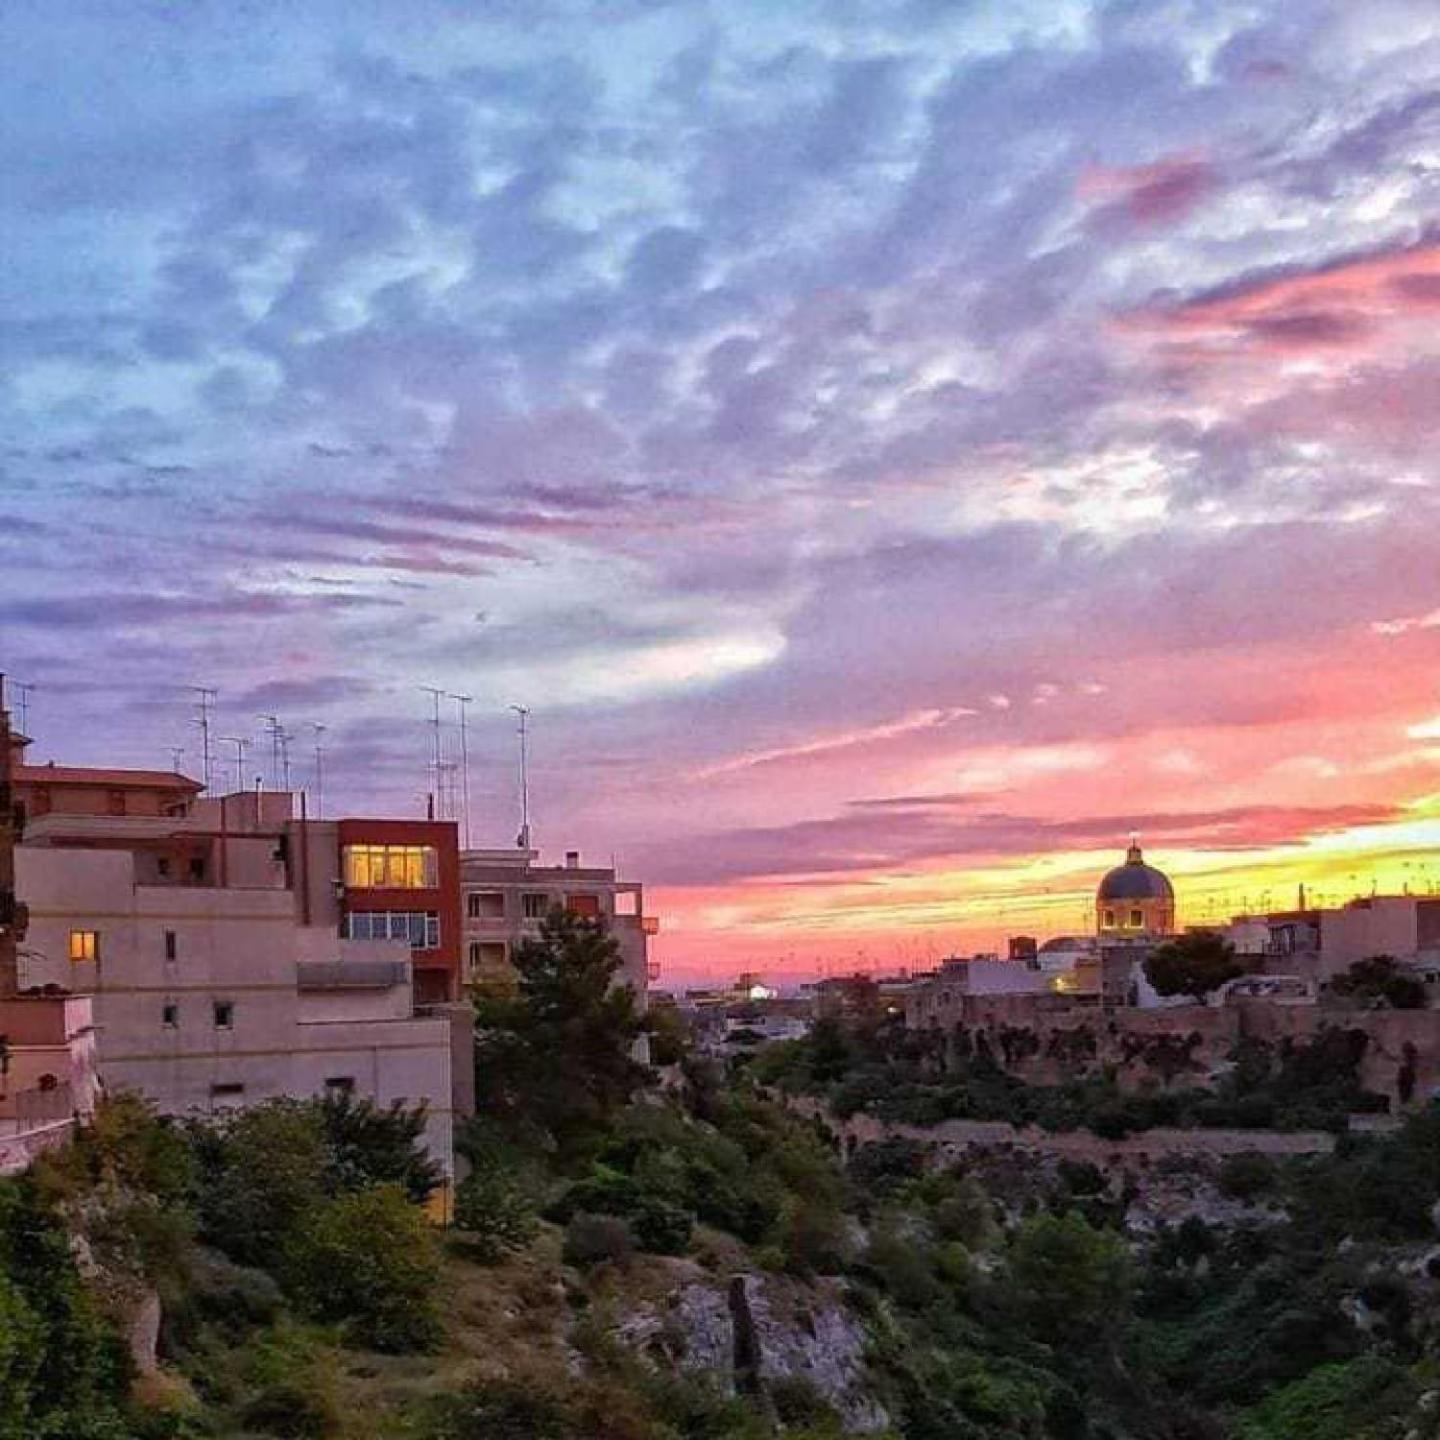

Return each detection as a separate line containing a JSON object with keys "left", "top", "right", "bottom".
{"left": 282, "top": 1184, "right": 441, "bottom": 1352}
{"left": 563, "top": 1212, "right": 634, "bottom": 1269}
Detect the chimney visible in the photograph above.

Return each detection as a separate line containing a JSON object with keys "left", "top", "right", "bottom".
{"left": 566, "top": 850, "right": 579, "bottom": 869}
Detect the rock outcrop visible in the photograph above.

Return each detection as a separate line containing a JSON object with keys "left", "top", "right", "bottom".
{"left": 619, "top": 1271, "right": 890, "bottom": 1432}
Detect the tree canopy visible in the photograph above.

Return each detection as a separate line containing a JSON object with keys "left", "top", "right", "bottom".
{"left": 1330, "top": 955, "right": 1427, "bottom": 1010}
{"left": 1144, "top": 931, "right": 1245, "bottom": 1001}
{"left": 474, "top": 906, "right": 648, "bottom": 1148}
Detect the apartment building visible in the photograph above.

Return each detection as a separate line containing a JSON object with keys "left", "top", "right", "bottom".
{"left": 0, "top": 687, "right": 101, "bottom": 1175}
{"left": 459, "top": 846, "right": 656, "bottom": 999}
{"left": 10, "top": 739, "right": 469, "bottom": 1180}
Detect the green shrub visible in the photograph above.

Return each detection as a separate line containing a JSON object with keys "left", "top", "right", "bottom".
{"left": 562, "top": 1212, "right": 634, "bottom": 1268}
{"left": 768, "top": 1374, "right": 840, "bottom": 1428}
{"left": 429, "top": 1376, "right": 578, "bottom": 1440}
{"left": 454, "top": 1164, "right": 538, "bottom": 1263}
{"left": 778, "top": 1199, "right": 852, "bottom": 1277}
{"left": 0, "top": 1271, "right": 43, "bottom": 1440}
{"left": 1218, "top": 1153, "right": 1278, "bottom": 1202}
{"left": 281, "top": 1185, "right": 441, "bottom": 1352}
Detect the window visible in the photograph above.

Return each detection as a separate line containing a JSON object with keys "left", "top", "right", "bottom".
{"left": 468, "top": 940, "right": 481, "bottom": 968}
{"left": 69, "top": 930, "right": 99, "bottom": 963}
{"left": 37, "top": 1073, "right": 58, "bottom": 1092}
{"left": 468, "top": 891, "right": 505, "bottom": 919}
{"left": 566, "top": 893, "right": 601, "bottom": 920}
{"left": 213, "top": 1001, "right": 234, "bottom": 1029}
{"left": 344, "top": 911, "right": 440, "bottom": 950}
{"left": 343, "top": 844, "right": 438, "bottom": 889}
{"left": 188, "top": 856, "right": 205, "bottom": 881}
{"left": 210, "top": 1082, "right": 244, "bottom": 1100}
{"left": 162, "top": 1002, "right": 178, "bottom": 1028}
{"left": 157, "top": 857, "right": 171, "bottom": 878}
{"left": 1101, "top": 909, "right": 1115, "bottom": 929}
{"left": 1129, "top": 909, "right": 1144, "bottom": 928}
{"left": 522, "top": 892, "right": 550, "bottom": 920}
{"left": 325, "top": 1076, "right": 355, "bottom": 1095}
{"left": 107, "top": 789, "right": 126, "bottom": 816}
{"left": 164, "top": 929, "right": 178, "bottom": 961}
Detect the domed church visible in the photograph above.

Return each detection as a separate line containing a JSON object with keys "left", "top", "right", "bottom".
{"left": 1096, "top": 841, "right": 1175, "bottom": 938}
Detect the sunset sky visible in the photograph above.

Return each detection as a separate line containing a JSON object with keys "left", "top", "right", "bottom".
{"left": 4, "top": 1, "right": 1440, "bottom": 983}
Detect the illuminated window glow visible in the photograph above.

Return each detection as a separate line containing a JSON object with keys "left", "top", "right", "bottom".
{"left": 69, "top": 930, "right": 99, "bottom": 962}
{"left": 343, "top": 844, "right": 438, "bottom": 889}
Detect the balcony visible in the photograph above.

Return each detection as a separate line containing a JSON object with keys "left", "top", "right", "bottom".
{"left": 296, "top": 961, "right": 409, "bottom": 991}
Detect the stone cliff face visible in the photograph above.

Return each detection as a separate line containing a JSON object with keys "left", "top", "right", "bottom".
{"left": 618, "top": 1271, "right": 891, "bottom": 1432}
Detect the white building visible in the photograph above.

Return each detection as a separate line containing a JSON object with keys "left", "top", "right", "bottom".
{"left": 14, "top": 787, "right": 466, "bottom": 1183}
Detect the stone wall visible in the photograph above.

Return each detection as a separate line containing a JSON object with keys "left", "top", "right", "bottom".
{"left": 910, "top": 992, "right": 1440, "bottom": 1112}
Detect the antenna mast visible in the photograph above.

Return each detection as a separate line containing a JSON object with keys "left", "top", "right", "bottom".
{"left": 187, "top": 685, "right": 217, "bottom": 790}
{"left": 421, "top": 686, "right": 445, "bottom": 817}
{"left": 13, "top": 682, "right": 35, "bottom": 738}
{"left": 311, "top": 723, "right": 327, "bottom": 818}
{"left": 449, "top": 694, "right": 472, "bottom": 849}
{"left": 257, "top": 715, "right": 283, "bottom": 789}
{"left": 220, "top": 736, "right": 249, "bottom": 793}
{"left": 511, "top": 705, "right": 531, "bottom": 851}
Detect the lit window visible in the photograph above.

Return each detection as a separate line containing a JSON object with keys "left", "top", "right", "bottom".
{"left": 343, "top": 844, "right": 438, "bottom": 889}
{"left": 213, "top": 1001, "right": 234, "bottom": 1029}
{"left": 522, "top": 893, "right": 549, "bottom": 920}
{"left": 69, "top": 930, "right": 99, "bottom": 963}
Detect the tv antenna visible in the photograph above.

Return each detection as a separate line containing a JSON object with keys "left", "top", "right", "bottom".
{"left": 12, "top": 682, "right": 35, "bottom": 737}
{"left": 220, "top": 736, "right": 249, "bottom": 793}
{"left": 187, "top": 685, "right": 217, "bottom": 790}
{"left": 511, "top": 704, "right": 531, "bottom": 850}
{"left": 448, "top": 693, "right": 473, "bottom": 849}
{"left": 168, "top": 745, "right": 186, "bottom": 773}
{"left": 257, "top": 715, "right": 284, "bottom": 789}
{"left": 310, "top": 723, "right": 327, "bottom": 818}
{"left": 421, "top": 686, "right": 446, "bottom": 817}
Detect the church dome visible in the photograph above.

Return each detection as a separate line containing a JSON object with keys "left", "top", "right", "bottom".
{"left": 1096, "top": 843, "right": 1173, "bottom": 903}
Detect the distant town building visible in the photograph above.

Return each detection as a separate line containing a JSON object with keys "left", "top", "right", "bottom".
{"left": 1095, "top": 842, "right": 1176, "bottom": 938}
{"left": 459, "top": 847, "right": 655, "bottom": 1000}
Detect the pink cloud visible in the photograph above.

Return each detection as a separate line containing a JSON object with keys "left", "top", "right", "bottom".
{"left": 1079, "top": 154, "right": 1218, "bottom": 226}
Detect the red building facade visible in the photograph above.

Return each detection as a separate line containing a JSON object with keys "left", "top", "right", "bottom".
{"left": 335, "top": 818, "right": 461, "bottom": 1004}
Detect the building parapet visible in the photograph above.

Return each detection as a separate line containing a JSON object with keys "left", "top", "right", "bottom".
{"left": 296, "top": 960, "right": 410, "bottom": 990}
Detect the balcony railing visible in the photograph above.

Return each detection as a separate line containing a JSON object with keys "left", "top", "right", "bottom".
{"left": 296, "top": 961, "right": 409, "bottom": 991}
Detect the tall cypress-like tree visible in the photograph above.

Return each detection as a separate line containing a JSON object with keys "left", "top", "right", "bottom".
{"left": 473, "top": 907, "right": 648, "bottom": 1148}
